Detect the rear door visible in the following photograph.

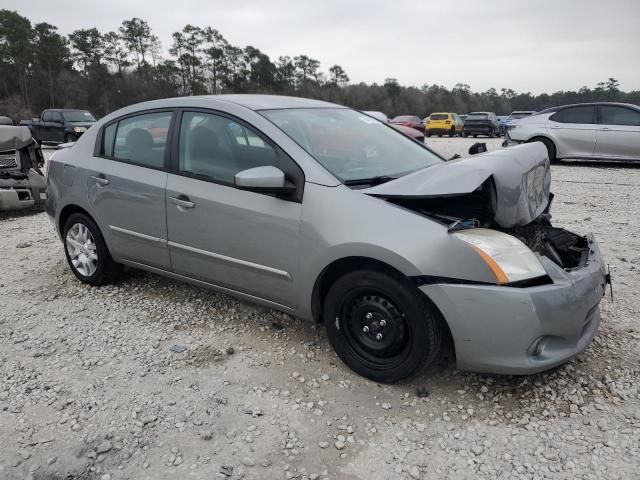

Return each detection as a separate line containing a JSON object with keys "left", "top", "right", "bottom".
{"left": 547, "top": 105, "right": 597, "bottom": 158}
{"left": 594, "top": 105, "right": 640, "bottom": 160}
{"left": 165, "top": 109, "right": 302, "bottom": 307}
{"left": 85, "top": 110, "right": 173, "bottom": 269}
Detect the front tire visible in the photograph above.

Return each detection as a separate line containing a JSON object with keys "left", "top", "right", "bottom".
{"left": 323, "top": 269, "right": 442, "bottom": 383}
{"left": 63, "top": 213, "right": 121, "bottom": 286}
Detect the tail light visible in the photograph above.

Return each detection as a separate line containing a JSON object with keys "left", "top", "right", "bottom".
{"left": 445, "top": 120, "right": 451, "bottom": 124}
{"left": 426, "top": 120, "right": 430, "bottom": 124}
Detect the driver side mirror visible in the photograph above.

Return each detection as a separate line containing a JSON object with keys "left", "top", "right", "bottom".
{"left": 234, "top": 166, "right": 296, "bottom": 196}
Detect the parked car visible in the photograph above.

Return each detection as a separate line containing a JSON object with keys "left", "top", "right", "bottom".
{"left": 363, "top": 111, "right": 425, "bottom": 142}
{"left": 462, "top": 112, "right": 500, "bottom": 137}
{"left": 47, "top": 95, "right": 608, "bottom": 382}
{"left": 505, "top": 102, "right": 640, "bottom": 162}
{"left": 458, "top": 114, "right": 468, "bottom": 123}
{"left": 425, "top": 112, "right": 463, "bottom": 137}
{"left": 389, "top": 115, "right": 425, "bottom": 133}
{"left": 0, "top": 116, "right": 14, "bottom": 126}
{"left": 21, "top": 109, "right": 96, "bottom": 145}
{"left": 0, "top": 126, "right": 46, "bottom": 210}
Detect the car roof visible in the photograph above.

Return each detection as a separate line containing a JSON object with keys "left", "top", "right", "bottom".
{"left": 193, "top": 94, "right": 344, "bottom": 111}
{"left": 537, "top": 102, "right": 640, "bottom": 114}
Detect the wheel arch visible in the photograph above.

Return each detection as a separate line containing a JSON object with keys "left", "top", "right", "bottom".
{"left": 58, "top": 204, "right": 95, "bottom": 237}
{"left": 526, "top": 135, "right": 559, "bottom": 159}
{"left": 311, "top": 255, "right": 456, "bottom": 361}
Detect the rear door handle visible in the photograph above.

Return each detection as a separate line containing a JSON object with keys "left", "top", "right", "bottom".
{"left": 90, "top": 174, "right": 109, "bottom": 186}
{"left": 550, "top": 125, "right": 562, "bottom": 129}
{"left": 169, "top": 195, "right": 195, "bottom": 209}
{"left": 599, "top": 127, "right": 610, "bottom": 131}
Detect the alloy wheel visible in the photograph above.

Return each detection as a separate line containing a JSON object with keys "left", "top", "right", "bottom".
{"left": 65, "top": 222, "right": 98, "bottom": 277}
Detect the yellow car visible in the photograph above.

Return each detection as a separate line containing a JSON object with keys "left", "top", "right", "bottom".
{"left": 425, "top": 112, "right": 464, "bottom": 137}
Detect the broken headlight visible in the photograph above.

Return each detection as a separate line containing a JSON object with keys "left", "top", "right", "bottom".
{"left": 454, "top": 228, "right": 546, "bottom": 284}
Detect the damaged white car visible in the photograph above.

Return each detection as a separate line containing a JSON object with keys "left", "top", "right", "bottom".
{"left": 0, "top": 126, "right": 46, "bottom": 211}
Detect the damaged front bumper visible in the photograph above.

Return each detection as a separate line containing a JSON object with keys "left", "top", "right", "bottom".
{"left": 421, "top": 233, "right": 607, "bottom": 374}
{"left": 0, "top": 172, "right": 46, "bottom": 210}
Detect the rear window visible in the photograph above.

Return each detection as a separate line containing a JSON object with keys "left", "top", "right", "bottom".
{"left": 429, "top": 114, "right": 449, "bottom": 120}
{"left": 467, "top": 113, "right": 488, "bottom": 120}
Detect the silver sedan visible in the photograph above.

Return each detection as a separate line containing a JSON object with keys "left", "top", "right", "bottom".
{"left": 46, "top": 95, "right": 608, "bottom": 382}
{"left": 505, "top": 102, "right": 640, "bottom": 162}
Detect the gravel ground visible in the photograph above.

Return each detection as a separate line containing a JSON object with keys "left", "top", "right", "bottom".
{"left": 1, "top": 139, "right": 639, "bottom": 480}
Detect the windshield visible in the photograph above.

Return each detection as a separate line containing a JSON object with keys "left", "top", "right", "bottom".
{"left": 261, "top": 108, "right": 442, "bottom": 182}
{"left": 63, "top": 111, "right": 96, "bottom": 122}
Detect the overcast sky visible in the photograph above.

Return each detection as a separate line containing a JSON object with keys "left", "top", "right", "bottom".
{"left": 5, "top": 0, "right": 640, "bottom": 93}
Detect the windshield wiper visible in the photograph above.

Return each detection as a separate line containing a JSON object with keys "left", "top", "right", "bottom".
{"left": 343, "top": 175, "right": 396, "bottom": 186}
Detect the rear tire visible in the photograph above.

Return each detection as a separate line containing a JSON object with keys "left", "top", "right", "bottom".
{"left": 63, "top": 213, "right": 122, "bottom": 286}
{"left": 448, "top": 127, "right": 455, "bottom": 137}
{"left": 530, "top": 137, "right": 557, "bottom": 163}
{"left": 323, "top": 269, "right": 442, "bottom": 383}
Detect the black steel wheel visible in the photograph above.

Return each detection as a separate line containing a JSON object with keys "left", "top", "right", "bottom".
{"left": 323, "top": 269, "right": 442, "bottom": 383}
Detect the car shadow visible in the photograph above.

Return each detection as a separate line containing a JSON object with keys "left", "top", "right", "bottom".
{"left": 555, "top": 159, "right": 640, "bottom": 169}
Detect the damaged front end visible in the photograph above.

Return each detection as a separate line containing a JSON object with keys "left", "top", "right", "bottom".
{"left": 364, "top": 142, "right": 594, "bottom": 274}
{"left": 0, "top": 126, "right": 46, "bottom": 211}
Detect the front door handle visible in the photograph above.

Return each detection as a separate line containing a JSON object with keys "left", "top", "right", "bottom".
{"left": 550, "top": 125, "right": 562, "bottom": 129}
{"left": 599, "top": 127, "right": 611, "bottom": 131}
{"left": 169, "top": 195, "right": 195, "bottom": 209}
{"left": 90, "top": 174, "right": 109, "bottom": 186}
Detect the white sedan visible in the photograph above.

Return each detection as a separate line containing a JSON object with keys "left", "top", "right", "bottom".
{"left": 505, "top": 102, "right": 640, "bottom": 162}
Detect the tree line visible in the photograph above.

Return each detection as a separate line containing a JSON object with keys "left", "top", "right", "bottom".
{"left": 1, "top": 9, "right": 638, "bottom": 122}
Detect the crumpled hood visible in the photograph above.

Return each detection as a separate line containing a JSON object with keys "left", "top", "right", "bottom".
{"left": 362, "top": 142, "right": 551, "bottom": 227}
{"left": 0, "top": 126, "right": 32, "bottom": 151}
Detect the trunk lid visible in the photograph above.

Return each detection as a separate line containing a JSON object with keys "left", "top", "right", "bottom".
{"left": 362, "top": 142, "right": 550, "bottom": 228}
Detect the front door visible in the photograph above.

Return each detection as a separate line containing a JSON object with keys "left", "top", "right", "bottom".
{"left": 165, "top": 110, "right": 302, "bottom": 308}
{"left": 85, "top": 110, "right": 174, "bottom": 270}
{"left": 548, "top": 105, "right": 597, "bottom": 158}
{"left": 594, "top": 105, "right": 640, "bottom": 161}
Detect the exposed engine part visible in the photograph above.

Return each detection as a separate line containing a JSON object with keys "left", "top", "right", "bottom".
{"left": 511, "top": 221, "right": 589, "bottom": 269}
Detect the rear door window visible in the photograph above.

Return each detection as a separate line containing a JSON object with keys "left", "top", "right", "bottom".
{"left": 550, "top": 106, "right": 596, "bottom": 124}
{"left": 112, "top": 111, "right": 173, "bottom": 169}
{"left": 598, "top": 106, "right": 640, "bottom": 126}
